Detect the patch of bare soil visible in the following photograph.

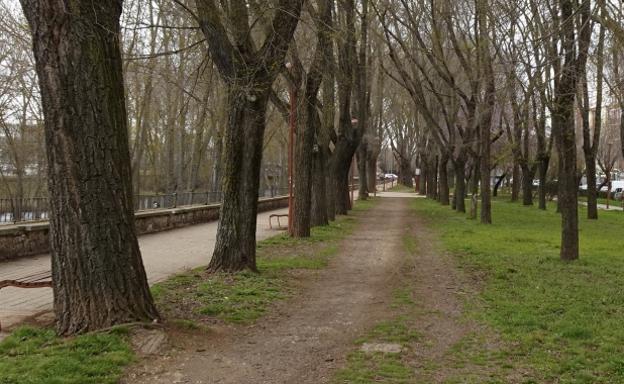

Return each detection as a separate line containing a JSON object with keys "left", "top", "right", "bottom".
{"left": 122, "top": 198, "right": 409, "bottom": 384}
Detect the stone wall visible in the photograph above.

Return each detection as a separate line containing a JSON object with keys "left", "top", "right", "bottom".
{"left": 0, "top": 196, "right": 288, "bottom": 262}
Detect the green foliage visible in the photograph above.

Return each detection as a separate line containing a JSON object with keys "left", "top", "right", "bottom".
{"left": 411, "top": 198, "right": 624, "bottom": 383}
{"left": 0, "top": 327, "right": 133, "bottom": 384}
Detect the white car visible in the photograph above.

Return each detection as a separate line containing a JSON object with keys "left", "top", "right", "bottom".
{"left": 384, "top": 173, "right": 398, "bottom": 180}
{"left": 600, "top": 180, "right": 624, "bottom": 192}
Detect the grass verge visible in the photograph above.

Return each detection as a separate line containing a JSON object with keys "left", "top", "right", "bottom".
{"left": 152, "top": 198, "right": 378, "bottom": 325}
{"left": 0, "top": 326, "right": 133, "bottom": 384}
{"left": 387, "top": 183, "right": 415, "bottom": 193}
{"left": 411, "top": 197, "right": 624, "bottom": 383}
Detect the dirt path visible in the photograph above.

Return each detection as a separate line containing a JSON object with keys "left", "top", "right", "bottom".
{"left": 124, "top": 197, "right": 497, "bottom": 383}
{"left": 125, "top": 197, "right": 409, "bottom": 384}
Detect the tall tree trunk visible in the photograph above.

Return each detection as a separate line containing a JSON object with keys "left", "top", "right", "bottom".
{"left": 439, "top": 153, "right": 450, "bottom": 205}
{"left": 537, "top": 156, "right": 550, "bottom": 210}
{"left": 554, "top": 0, "right": 582, "bottom": 261}
{"left": 292, "top": 85, "right": 315, "bottom": 237}
{"left": 332, "top": 141, "right": 355, "bottom": 215}
{"left": 511, "top": 162, "right": 520, "bottom": 201}
{"left": 311, "top": 143, "right": 329, "bottom": 227}
{"left": 21, "top": 0, "right": 158, "bottom": 335}
{"left": 367, "top": 153, "right": 378, "bottom": 192}
{"left": 426, "top": 166, "right": 434, "bottom": 198}
{"left": 432, "top": 156, "right": 439, "bottom": 200}
{"left": 355, "top": 0, "right": 369, "bottom": 201}
{"left": 585, "top": 159, "right": 598, "bottom": 218}
{"left": 521, "top": 165, "right": 535, "bottom": 206}
{"left": 357, "top": 142, "right": 369, "bottom": 200}
{"left": 293, "top": 0, "right": 332, "bottom": 235}
{"left": 580, "top": 14, "right": 605, "bottom": 220}
{"left": 453, "top": 158, "right": 467, "bottom": 212}
{"left": 398, "top": 155, "right": 413, "bottom": 187}
{"left": 478, "top": 0, "right": 494, "bottom": 224}
{"left": 196, "top": 0, "right": 304, "bottom": 271}
{"left": 418, "top": 166, "right": 427, "bottom": 195}
{"left": 209, "top": 89, "right": 269, "bottom": 271}
{"left": 331, "top": 0, "right": 359, "bottom": 215}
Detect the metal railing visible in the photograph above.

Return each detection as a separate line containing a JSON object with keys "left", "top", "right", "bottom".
{"left": 0, "top": 197, "right": 49, "bottom": 224}
{"left": 0, "top": 187, "right": 289, "bottom": 225}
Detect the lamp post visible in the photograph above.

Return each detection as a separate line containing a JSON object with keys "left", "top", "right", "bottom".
{"left": 286, "top": 62, "right": 296, "bottom": 235}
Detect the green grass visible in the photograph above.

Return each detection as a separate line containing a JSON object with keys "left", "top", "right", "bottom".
{"left": 387, "top": 183, "right": 415, "bottom": 193}
{"left": 594, "top": 197, "right": 624, "bottom": 208}
{"left": 153, "top": 199, "right": 378, "bottom": 325}
{"left": 0, "top": 326, "right": 134, "bottom": 384}
{"left": 411, "top": 197, "right": 624, "bottom": 383}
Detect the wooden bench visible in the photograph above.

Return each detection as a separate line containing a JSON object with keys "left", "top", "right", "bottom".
{"left": 268, "top": 214, "right": 289, "bottom": 229}
{"left": 0, "top": 270, "right": 52, "bottom": 331}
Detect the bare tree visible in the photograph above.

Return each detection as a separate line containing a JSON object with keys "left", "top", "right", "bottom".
{"left": 193, "top": 0, "right": 304, "bottom": 271}
{"left": 20, "top": 0, "right": 159, "bottom": 334}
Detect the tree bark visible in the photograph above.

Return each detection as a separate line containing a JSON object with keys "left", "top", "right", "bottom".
{"left": 438, "top": 153, "right": 450, "bottom": 205}
{"left": 332, "top": 0, "right": 359, "bottom": 215}
{"left": 311, "top": 143, "right": 329, "bottom": 227}
{"left": 477, "top": 0, "right": 494, "bottom": 224}
{"left": 521, "top": 165, "right": 535, "bottom": 206}
{"left": 21, "top": 0, "right": 158, "bottom": 335}
{"left": 511, "top": 162, "right": 520, "bottom": 201}
{"left": 196, "top": 0, "right": 304, "bottom": 271}
{"left": 453, "top": 158, "right": 467, "bottom": 212}
{"left": 537, "top": 155, "right": 550, "bottom": 210}
{"left": 367, "top": 153, "right": 378, "bottom": 193}
{"left": 357, "top": 143, "right": 369, "bottom": 200}
{"left": 418, "top": 165, "right": 427, "bottom": 195}
{"left": 208, "top": 88, "right": 269, "bottom": 271}
{"left": 398, "top": 155, "right": 413, "bottom": 187}
{"left": 554, "top": 0, "right": 582, "bottom": 261}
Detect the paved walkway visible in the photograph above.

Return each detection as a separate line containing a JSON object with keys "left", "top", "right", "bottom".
{"left": 0, "top": 183, "right": 413, "bottom": 331}
{"left": 579, "top": 201, "right": 624, "bottom": 211}
{"left": 0, "top": 207, "right": 287, "bottom": 330}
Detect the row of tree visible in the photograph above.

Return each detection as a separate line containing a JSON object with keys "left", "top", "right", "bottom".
{"left": 14, "top": 0, "right": 391, "bottom": 335}
{"left": 11, "top": 0, "right": 624, "bottom": 335}
{"left": 381, "top": 0, "right": 624, "bottom": 262}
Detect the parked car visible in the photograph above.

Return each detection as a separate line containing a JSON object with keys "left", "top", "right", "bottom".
{"left": 600, "top": 180, "right": 624, "bottom": 192}
{"left": 384, "top": 173, "right": 398, "bottom": 180}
